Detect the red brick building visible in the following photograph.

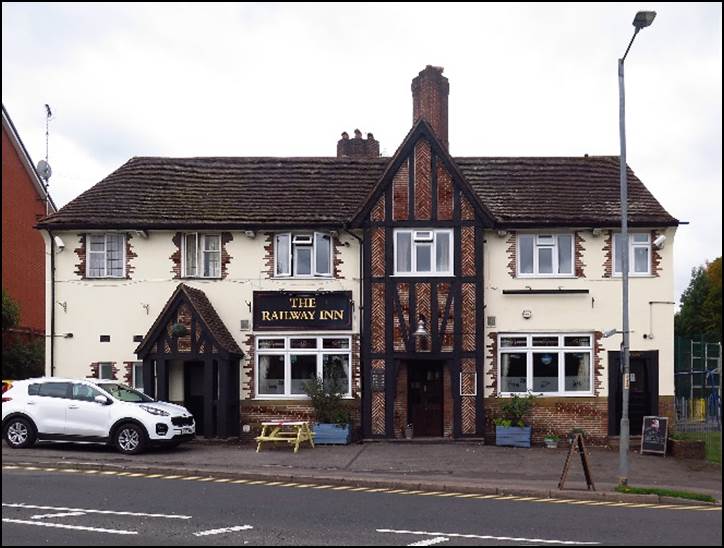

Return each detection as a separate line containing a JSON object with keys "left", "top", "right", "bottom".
{"left": 2, "top": 105, "right": 56, "bottom": 336}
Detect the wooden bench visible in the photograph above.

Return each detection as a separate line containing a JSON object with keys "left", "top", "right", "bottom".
{"left": 255, "top": 420, "right": 315, "bottom": 453}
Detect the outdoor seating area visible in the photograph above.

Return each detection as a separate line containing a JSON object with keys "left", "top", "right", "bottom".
{"left": 255, "top": 420, "right": 315, "bottom": 453}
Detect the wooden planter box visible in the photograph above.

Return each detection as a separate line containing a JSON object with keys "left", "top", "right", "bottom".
{"left": 668, "top": 438, "right": 706, "bottom": 460}
{"left": 313, "top": 423, "right": 351, "bottom": 445}
{"left": 495, "top": 426, "right": 532, "bottom": 448}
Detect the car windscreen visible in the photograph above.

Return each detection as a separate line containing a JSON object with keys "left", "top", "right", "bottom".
{"left": 97, "top": 383, "right": 155, "bottom": 403}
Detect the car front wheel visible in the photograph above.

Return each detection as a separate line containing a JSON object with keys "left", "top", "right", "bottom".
{"left": 114, "top": 423, "right": 147, "bottom": 455}
{"left": 4, "top": 417, "right": 36, "bottom": 449}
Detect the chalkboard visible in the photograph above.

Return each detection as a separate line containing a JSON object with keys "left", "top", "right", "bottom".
{"left": 640, "top": 416, "right": 668, "bottom": 455}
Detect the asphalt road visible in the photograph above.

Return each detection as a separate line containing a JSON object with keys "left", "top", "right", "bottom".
{"left": 2, "top": 469, "right": 721, "bottom": 546}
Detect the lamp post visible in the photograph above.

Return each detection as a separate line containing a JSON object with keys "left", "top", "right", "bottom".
{"left": 618, "top": 10, "right": 656, "bottom": 487}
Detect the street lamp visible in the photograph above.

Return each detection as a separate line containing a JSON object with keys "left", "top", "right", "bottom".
{"left": 618, "top": 10, "right": 656, "bottom": 487}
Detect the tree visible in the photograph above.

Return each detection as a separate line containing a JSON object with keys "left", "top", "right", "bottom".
{"left": 703, "top": 257, "right": 722, "bottom": 338}
{"left": 1, "top": 289, "right": 44, "bottom": 380}
{"left": 675, "top": 257, "right": 722, "bottom": 340}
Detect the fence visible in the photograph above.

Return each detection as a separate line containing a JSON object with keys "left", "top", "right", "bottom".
{"left": 673, "top": 336, "right": 721, "bottom": 463}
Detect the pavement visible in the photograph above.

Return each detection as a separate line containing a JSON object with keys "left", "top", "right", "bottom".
{"left": 2, "top": 439, "right": 721, "bottom": 505}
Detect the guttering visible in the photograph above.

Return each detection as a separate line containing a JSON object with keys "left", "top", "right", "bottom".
{"left": 502, "top": 289, "right": 589, "bottom": 295}
{"left": 342, "top": 225, "right": 364, "bottom": 406}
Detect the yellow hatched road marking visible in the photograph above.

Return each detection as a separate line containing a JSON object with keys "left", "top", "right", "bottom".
{"left": 331, "top": 485, "right": 353, "bottom": 491}
{"left": 294, "top": 484, "right": 316, "bottom": 488}
{"left": 349, "top": 487, "right": 371, "bottom": 492}
{"left": 43, "top": 468, "right": 58, "bottom": 472}
{"left": 247, "top": 480, "right": 268, "bottom": 485}
{"left": 127, "top": 473, "right": 145, "bottom": 478}
{"left": 312, "top": 485, "right": 333, "bottom": 489}
{"left": 115, "top": 472, "right": 131, "bottom": 477}
{"left": 213, "top": 478, "right": 231, "bottom": 483}
{"left": 265, "top": 481, "right": 284, "bottom": 486}
{"left": 83, "top": 470, "right": 98, "bottom": 474}
{"left": 475, "top": 494, "right": 499, "bottom": 499}
{"left": 435, "top": 492, "right": 464, "bottom": 498}
{"left": 279, "top": 483, "right": 299, "bottom": 487}
{"left": 180, "top": 476, "right": 202, "bottom": 481}
{"left": 231, "top": 479, "right": 250, "bottom": 484}
{"left": 667, "top": 505, "right": 708, "bottom": 511}
{"left": 495, "top": 495, "right": 520, "bottom": 500}
{"left": 198, "top": 477, "right": 216, "bottom": 482}
{"left": 100, "top": 471, "right": 118, "bottom": 475}
{"left": 144, "top": 474, "right": 163, "bottom": 479}
{"left": 162, "top": 475, "right": 183, "bottom": 480}
{"left": 694, "top": 507, "right": 722, "bottom": 511}
{"left": 418, "top": 491, "right": 444, "bottom": 496}
{"left": 607, "top": 502, "right": 635, "bottom": 507}
{"left": 455, "top": 494, "right": 479, "bottom": 499}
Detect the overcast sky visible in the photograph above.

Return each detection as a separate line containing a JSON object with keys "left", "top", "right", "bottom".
{"left": 2, "top": 2, "right": 721, "bottom": 302}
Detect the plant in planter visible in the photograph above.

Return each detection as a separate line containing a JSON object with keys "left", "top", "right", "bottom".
{"left": 543, "top": 434, "right": 560, "bottom": 449}
{"left": 303, "top": 376, "right": 352, "bottom": 445}
{"left": 494, "top": 393, "right": 536, "bottom": 448}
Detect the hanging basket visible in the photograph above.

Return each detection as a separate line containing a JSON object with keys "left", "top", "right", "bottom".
{"left": 171, "top": 323, "right": 189, "bottom": 337}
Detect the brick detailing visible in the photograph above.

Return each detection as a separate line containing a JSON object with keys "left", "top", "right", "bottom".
{"left": 443, "top": 366, "right": 453, "bottom": 438}
{"left": 371, "top": 228, "right": 385, "bottom": 278}
{"left": 221, "top": 232, "right": 233, "bottom": 279}
{"left": 176, "top": 303, "right": 193, "bottom": 352}
{"left": 242, "top": 334, "right": 255, "bottom": 399}
{"left": 125, "top": 233, "right": 137, "bottom": 279}
{"left": 462, "top": 397, "right": 476, "bottom": 435}
{"left": 112, "top": 362, "right": 120, "bottom": 380}
{"left": 437, "top": 162, "right": 454, "bottom": 221}
{"left": 437, "top": 283, "right": 454, "bottom": 352}
{"left": 461, "top": 226, "right": 475, "bottom": 277}
{"left": 415, "top": 283, "right": 431, "bottom": 353}
{"left": 412, "top": 65, "right": 449, "bottom": 149}
{"left": 461, "top": 195, "right": 475, "bottom": 221}
{"left": 393, "top": 362, "right": 408, "bottom": 438}
{"left": 394, "top": 283, "right": 410, "bottom": 352}
{"left": 506, "top": 232, "right": 517, "bottom": 278}
{"left": 371, "top": 359, "right": 386, "bottom": 435}
{"left": 332, "top": 234, "right": 344, "bottom": 279}
{"left": 485, "top": 397, "right": 609, "bottom": 446}
{"left": 392, "top": 160, "right": 409, "bottom": 221}
{"left": 171, "top": 232, "right": 183, "bottom": 279}
{"left": 593, "top": 331, "right": 604, "bottom": 396}
{"left": 414, "top": 139, "right": 432, "bottom": 220}
{"left": 486, "top": 332, "right": 498, "bottom": 395}
{"left": 74, "top": 234, "right": 87, "bottom": 278}
{"left": 462, "top": 283, "right": 476, "bottom": 352}
{"left": 574, "top": 231, "right": 586, "bottom": 278}
{"left": 651, "top": 230, "right": 663, "bottom": 277}
{"left": 351, "top": 335, "right": 361, "bottom": 397}
{"left": 371, "top": 283, "right": 386, "bottom": 353}
{"left": 602, "top": 231, "right": 613, "bottom": 278}
{"left": 371, "top": 194, "right": 385, "bottom": 222}
{"left": 123, "top": 362, "right": 135, "bottom": 386}
{"left": 461, "top": 358, "right": 477, "bottom": 435}
{"left": 88, "top": 362, "right": 99, "bottom": 379}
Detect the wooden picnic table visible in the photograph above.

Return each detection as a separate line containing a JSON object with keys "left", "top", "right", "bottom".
{"left": 255, "top": 420, "right": 315, "bottom": 453}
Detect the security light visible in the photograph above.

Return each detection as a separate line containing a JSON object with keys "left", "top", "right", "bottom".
{"left": 653, "top": 234, "right": 666, "bottom": 249}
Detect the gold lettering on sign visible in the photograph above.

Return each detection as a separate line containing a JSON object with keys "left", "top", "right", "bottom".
{"left": 290, "top": 297, "right": 317, "bottom": 309}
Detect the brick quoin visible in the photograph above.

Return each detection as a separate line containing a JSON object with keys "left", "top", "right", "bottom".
{"left": 506, "top": 232, "right": 517, "bottom": 278}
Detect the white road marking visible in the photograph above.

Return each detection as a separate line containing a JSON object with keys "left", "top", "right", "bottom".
{"left": 31, "top": 511, "right": 87, "bottom": 520}
{"left": 2, "top": 518, "right": 137, "bottom": 535}
{"left": 377, "top": 529, "right": 601, "bottom": 545}
{"left": 193, "top": 525, "right": 254, "bottom": 537}
{"left": 2, "top": 503, "right": 191, "bottom": 520}
{"left": 408, "top": 536, "right": 450, "bottom": 546}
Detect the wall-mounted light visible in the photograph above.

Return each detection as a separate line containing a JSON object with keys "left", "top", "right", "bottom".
{"left": 413, "top": 316, "right": 428, "bottom": 338}
{"left": 57, "top": 301, "right": 67, "bottom": 313}
{"left": 53, "top": 235, "right": 65, "bottom": 252}
{"left": 496, "top": 230, "right": 508, "bottom": 238}
{"left": 653, "top": 234, "right": 666, "bottom": 249}
{"left": 591, "top": 228, "right": 604, "bottom": 237}
{"left": 244, "top": 230, "right": 256, "bottom": 239}
{"left": 135, "top": 230, "right": 149, "bottom": 239}
{"left": 141, "top": 303, "right": 150, "bottom": 315}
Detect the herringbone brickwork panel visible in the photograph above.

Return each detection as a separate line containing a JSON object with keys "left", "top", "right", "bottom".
{"left": 437, "top": 162, "right": 453, "bottom": 221}
{"left": 414, "top": 140, "right": 432, "bottom": 220}
{"left": 462, "top": 397, "right": 476, "bottom": 434}
{"left": 415, "top": 283, "right": 431, "bottom": 352}
{"left": 461, "top": 226, "right": 476, "bottom": 277}
{"left": 392, "top": 160, "right": 409, "bottom": 221}
{"left": 462, "top": 283, "right": 476, "bottom": 352}
{"left": 461, "top": 195, "right": 475, "bottom": 220}
{"left": 372, "top": 392, "right": 386, "bottom": 435}
{"left": 371, "top": 228, "right": 385, "bottom": 277}
{"left": 371, "top": 283, "right": 385, "bottom": 353}
{"left": 394, "top": 283, "right": 410, "bottom": 352}
{"left": 437, "top": 283, "right": 454, "bottom": 352}
{"left": 371, "top": 194, "right": 385, "bottom": 222}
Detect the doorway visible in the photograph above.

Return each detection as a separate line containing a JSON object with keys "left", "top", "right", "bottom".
{"left": 407, "top": 361, "right": 444, "bottom": 437}
{"left": 608, "top": 351, "right": 659, "bottom": 436}
{"left": 183, "top": 361, "right": 217, "bottom": 437}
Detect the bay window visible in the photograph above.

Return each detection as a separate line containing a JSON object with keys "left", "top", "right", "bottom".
{"left": 499, "top": 334, "right": 593, "bottom": 396}
{"left": 613, "top": 232, "right": 651, "bottom": 276}
{"left": 394, "top": 229, "right": 453, "bottom": 276}
{"left": 256, "top": 336, "right": 351, "bottom": 398}
{"left": 182, "top": 233, "right": 222, "bottom": 278}
{"left": 87, "top": 233, "right": 125, "bottom": 278}
{"left": 275, "top": 232, "right": 332, "bottom": 277}
{"left": 517, "top": 234, "right": 574, "bottom": 277}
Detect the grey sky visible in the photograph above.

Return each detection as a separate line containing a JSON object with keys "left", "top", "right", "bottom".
{"left": 2, "top": 2, "right": 721, "bottom": 303}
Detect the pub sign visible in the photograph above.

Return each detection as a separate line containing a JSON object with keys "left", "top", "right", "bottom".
{"left": 253, "top": 291, "right": 353, "bottom": 331}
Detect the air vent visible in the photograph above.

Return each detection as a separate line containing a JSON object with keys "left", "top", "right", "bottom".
{"left": 487, "top": 316, "right": 496, "bottom": 328}
{"left": 100, "top": 335, "right": 111, "bottom": 342}
{"left": 240, "top": 319, "right": 250, "bottom": 330}
{"left": 133, "top": 335, "right": 143, "bottom": 343}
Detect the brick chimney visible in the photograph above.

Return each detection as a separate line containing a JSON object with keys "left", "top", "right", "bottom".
{"left": 337, "top": 129, "right": 380, "bottom": 158}
{"left": 412, "top": 65, "right": 449, "bottom": 149}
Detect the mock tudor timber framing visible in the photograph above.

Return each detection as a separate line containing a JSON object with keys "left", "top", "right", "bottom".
{"left": 357, "top": 121, "right": 492, "bottom": 439}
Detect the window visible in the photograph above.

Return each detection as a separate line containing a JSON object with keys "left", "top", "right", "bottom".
{"left": 517, "top": 234, "right": 574, "bottom": 277}
{"left": 256, "top": 336, "right": 352, "bottom": 398}
{"left": 87, "top": 233, "right": 125, "bottom": 278}
{"left": 394, "top": 229, "right": 453, "bottom": 276}
{"left": 98, "top": 362, "right": 114, "bottom": 380}
{"left": 72, "top": 383, "right": 103, "bottom": 402}
{"left": 182, "top": 233, "right": 222, "bottom": 278}
{"left": 613, "top": 233, "right": 651, "bottom": 275}
{"left": 132, "top": 362, "right": 144, "bottom": 392}
{"left": 499, "top": 334, "right": 593, "bottom": 396}
{"left": 275, "top": 232, "right": 332, "bottom": 277}
{"left": 38, "top": 382, "right": 71, "bottom": 399}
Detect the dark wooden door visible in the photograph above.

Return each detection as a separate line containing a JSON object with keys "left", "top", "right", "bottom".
{"left": 608, "top": 351, "right": 659, "bottom": 436}
{"left": 408, "top": 361, "right": 444, "bottom": 437}
{"left": 184, "top": 361, "right": 205, "bottom": 436}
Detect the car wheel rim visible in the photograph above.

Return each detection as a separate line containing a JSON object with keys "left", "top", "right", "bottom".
{"left": 118, "top": 428, "right": 140, "bottom": 451}
{"left": 8, "top": 422, "right": 28, "bottom": 445}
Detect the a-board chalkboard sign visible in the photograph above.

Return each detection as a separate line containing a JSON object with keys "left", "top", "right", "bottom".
{"left": 640, "top": 416, "right": 669, "bottom": 455}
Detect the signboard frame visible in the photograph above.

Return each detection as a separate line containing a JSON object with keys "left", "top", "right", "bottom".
{"left": 253, "top": 290, "right": 353, "bottom": 331}
{"left": 640, "top": 415, "right": 669, "bottom": 456}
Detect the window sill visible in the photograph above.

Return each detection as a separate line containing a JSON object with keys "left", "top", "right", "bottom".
{"left": 390, "top": 273, "right": 454, "bottom": 278}
{"left": 253, "top": 396, "right": 354, "bottom": 401}
{"left": 515, "top": 275, "right": 578, "bottom": 279}
{"left": 272, "top": 275, "right": 334, "bottom": 280}
{"left": 498, "top": 392, "right": 595, "bottom": 398}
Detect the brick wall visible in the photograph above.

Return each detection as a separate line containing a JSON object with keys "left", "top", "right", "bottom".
{"left": 574, "top": 231, "right": 586, "bottom": 278}
{"left": 506, "top": 232, "right": 517, "bottom": 278}
{"left": 393, "top": 362, "right": 408, "bottom": 438}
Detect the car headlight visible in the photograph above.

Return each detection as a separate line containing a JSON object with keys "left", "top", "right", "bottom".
{"left": 139, "top": 405, "right": 169, "bottom": 416}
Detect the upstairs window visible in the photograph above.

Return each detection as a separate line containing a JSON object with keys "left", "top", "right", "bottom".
{"left": 275, "top": 232, "right": 332, "bottom": 277}
{"left": 87, "top": 233, "right": 126, "bottom": 278}
{"left": 614, "top": 233, "right": 651, "bottom": 276}
{"left": 394, "top": 229, "right": 453, "bottom": 276}
{"left": 517, "top": 234, "right": 574, "bottom": 277}
{"left": 182, "top": 233, "right": 221, "bottom": 278}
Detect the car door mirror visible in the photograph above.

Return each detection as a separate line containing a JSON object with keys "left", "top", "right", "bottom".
{"left": 94, "top": 395, "right": 111, "bottom": 405}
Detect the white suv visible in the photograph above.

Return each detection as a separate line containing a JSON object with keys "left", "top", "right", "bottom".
{"left": 2, "top": 378, "right": 195, "bottom": 455}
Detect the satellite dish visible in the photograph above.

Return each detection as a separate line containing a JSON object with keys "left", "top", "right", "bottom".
{"left": 37, "top": 160, "right": 52, "bottom": 180}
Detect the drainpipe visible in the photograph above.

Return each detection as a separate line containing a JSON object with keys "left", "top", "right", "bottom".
{"left": 343, "top": 226, "right": 364, "bottom": 394}
{"left": 48, "top": 229, "right": 56, "bottom": 376}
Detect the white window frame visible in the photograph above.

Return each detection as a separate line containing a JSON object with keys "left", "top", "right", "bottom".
{"left": 255, "top": 334, "right": 353, "bottom": 399}
{"left": 274, "top": 232, "right": 333, "bottom": 278}
{"left": 131, "top": 361, "right": 144, "bottom": 392}
{"left": 97, "top": 362, "right": 115, "bottom": 380}
{"left": 517, "top": 233, "right": 575, "bottom": 278}
{"left": 497, "top": 333, "right": 594, "bottom": 397}
{"left": 181, "top": 233, "right": 222, "bottom": 278}
{"left": 86, "top": 233, "right": 126, "bottom": 278}
{"left": 613, "top": 232, "right": 651, "bottom": 277}
{"left": 393, "top": 228, "right": 454, "bottom": 276}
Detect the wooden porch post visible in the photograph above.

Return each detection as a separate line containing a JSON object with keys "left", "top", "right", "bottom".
{"left": 204, "top": 358, "right": 215, "bottom": 437}
{"left": 143, "top": 358, "right": 155, "bottom": 399}
{"left": 218, "top": 359, "right": 230, "bottom": 438}
{"left": 157, "top": 360, "right": 170, "bottom": 402}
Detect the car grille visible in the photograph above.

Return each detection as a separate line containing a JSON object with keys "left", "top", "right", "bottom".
{"left": 171, "top": 416, "right": 194, "bottom": 427}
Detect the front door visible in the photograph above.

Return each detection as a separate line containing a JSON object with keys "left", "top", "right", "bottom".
{"left": 184, "top": 361, "right": 206, "bottom": 436}
{"left": 408, "top": 361, "right": 444, "bottom": 437}
{"left": 608, "top": 351, "right": 659, "bottom": 436}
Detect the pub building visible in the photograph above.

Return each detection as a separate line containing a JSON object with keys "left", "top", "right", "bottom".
{"left": 37, "top": 66, "right": 679, "bottom": 444}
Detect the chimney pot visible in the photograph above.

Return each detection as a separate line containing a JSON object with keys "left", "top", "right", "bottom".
{"left": 337, "top": 129, "right": 379, "bottom": 159}
{"left": 341, "top": 131, "right": 349, "bottom": 140}
{"left": 354, "top": 128, "right": 362, "bottom": 139}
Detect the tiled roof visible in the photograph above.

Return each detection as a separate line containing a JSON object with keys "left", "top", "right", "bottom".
{"left": 37, "top": 154, "right": 677, "bottom": 229}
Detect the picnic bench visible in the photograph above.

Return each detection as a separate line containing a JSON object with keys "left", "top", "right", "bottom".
{"left": 255, "top": 420, "right": 315, "bottom": 453}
